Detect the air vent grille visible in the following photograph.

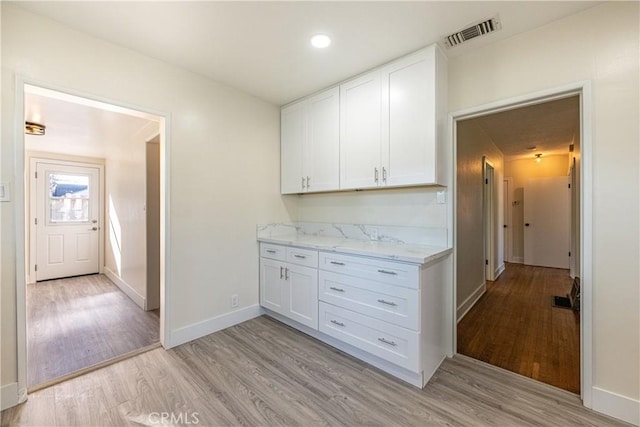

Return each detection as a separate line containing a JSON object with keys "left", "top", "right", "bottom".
{"left": 443, "top": 16, "right": 501, "bottom": 48}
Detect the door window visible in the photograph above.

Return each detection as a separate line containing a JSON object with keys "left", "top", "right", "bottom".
{"left": 48, "top": 172, "right": 90, "bottom": 223}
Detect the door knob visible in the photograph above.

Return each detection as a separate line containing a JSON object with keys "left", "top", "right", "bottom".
{"left": 89, "top": 227, "right": 98, "bottom": 231}
{"left": 525, "top": 223, "right": 530, "bottom": 227}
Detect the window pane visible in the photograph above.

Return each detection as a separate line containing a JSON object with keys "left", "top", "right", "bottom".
{"left": 49, "top": 173, "right": 90, "bottom": 223}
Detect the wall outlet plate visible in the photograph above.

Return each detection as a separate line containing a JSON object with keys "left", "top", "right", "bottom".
{"left": 231, "top": 294, "right": 239, "bottom": 308}
{"left": 436, "top": 190, "right": 446, "bottom": 204}
{"left": 0, "top": 182, "right": 10, "bottom": 202}
{"left": 370, "top": 227, "right": 378, "bottom": 241}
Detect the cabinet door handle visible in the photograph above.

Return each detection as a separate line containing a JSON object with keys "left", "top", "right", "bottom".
{"left": 284, "top": 268, "right": 289, "bottom": 280}
{"left": 330, "top": 320, "right": 345, "bottom": 327}
{"left": 378, "top": 337, "right": 397, "bottom": 347}
{"left": 266, "top": 249, "right": 276, "bottom": 254}
{"left": 377, "top": 299, "right": 397, "bottom": 307}
{"left": 329, "top": 287, "right": 345, "bottom": 293}
{"left": 382, "top": 167, "right": 387, "bottom": 182}
{"left": 301, "top": 177, "right": 306, "bottom": 190}
{"left": 280, "top": 266, "right": 284, "bottom": 279}
{"left": 306, "top": 176, "right": 310, "bottom": 188}
{"left": 377, "top": 269, "right": 398, "bottom": 276}
{"left": 294, "top": 254, "right": 306, "bottom": 259}
{"left": 374, "top": 167, "right": 379, "bottom": 183}
{"left": 330, "top": 261, "right": 345, "bottom": 266}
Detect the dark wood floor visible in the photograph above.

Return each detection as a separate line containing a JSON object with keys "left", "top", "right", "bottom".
{"left": 457, "top": 263, "right": 580, "bottom": 393}
{"left": 27, "top": 274, "right": 159, "bottom": 387}
{"left": 3, "top": 315, "right": 626, "bottom": 427}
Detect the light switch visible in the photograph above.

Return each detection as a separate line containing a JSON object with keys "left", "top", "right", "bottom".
{"left": 436, "top": 190, "right": 446, "bottom": 204}
{"left": 0, "top": 182, "right": 10, "bottom": 202}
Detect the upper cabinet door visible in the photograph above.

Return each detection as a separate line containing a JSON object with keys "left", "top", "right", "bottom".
{"left": 305, "top": 87, "right": 340, "bottom": 192}
{"left": 339, "top": 71, "right": 382, "bottom": 190}
{"left": 381, "top": 47, "right": 438, "bottom": 187}
{"left": 281, "top": 102, "right": 306, "bottom": 194}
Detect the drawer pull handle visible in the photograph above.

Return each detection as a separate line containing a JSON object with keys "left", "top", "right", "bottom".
{"left": 280, "top": 266, "right": 284, "bottom": 279}
{"left": 294, "top": 254, "right": 307, "bottom": 259}
{"left": 266, "top": 249, "right": 277, "bottom": 254}
{"left": 377, "top": 299, "right": 397, "bottom": 307}
{"left": 330, "top": 320, "right": 345, "bottom": 327}
{"left": 378, "top": 337, "right": 397, "bottom": 347}
{"left": 329, "top": 287, "right": 345, "bottom": 293}
{"left": 330, "top": 261, "right": 345, "bottom": 266}
{"left": 377, "top": 269, "right": 398, "bottom": 276}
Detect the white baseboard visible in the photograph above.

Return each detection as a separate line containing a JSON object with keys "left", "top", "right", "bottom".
{"left": 104, "top": 267, "right": 145, "bottom": 309}
{"left": 592, "top": 386, "right": 640, "bottom": 426}
{"left": 168, "top": 304, "right": 262, "bottom": 348}
{"left": 494, "top": 263, "right": 505, "bottom": 279}
{"left": 511, "top": 256, "right": 524, "bottom": 264}
{"left": 1, "top": 382, "right": 19, "bottom": 411}
{"left": 457, "top": 282, "right": 486, "bottom": 323}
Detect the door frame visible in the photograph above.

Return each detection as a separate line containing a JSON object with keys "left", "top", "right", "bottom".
{"left": 13, "top": 75, "right": 172, "bottom": 404}
{"left": 28, "top": 157, "right": 105, "bottom": 284}
{"left": 449, "top": 80, "right": 593, "bottom": 406}
{"left": 482, "top": 157, "right": 496, "bottom": 281}
{"left": 503, "top": 177, "right": 513, "bottom": 263}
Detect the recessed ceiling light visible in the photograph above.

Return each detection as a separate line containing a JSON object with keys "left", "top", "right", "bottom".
{"left": 310, "top": 34, "right": 331, "bottom": 49}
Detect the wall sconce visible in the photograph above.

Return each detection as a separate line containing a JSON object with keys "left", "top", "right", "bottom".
{"left": 25, "top": 122, "right": 46, "bottom": 136}
{"left": 535, "top": 153, "right": 542, "bottom": 163}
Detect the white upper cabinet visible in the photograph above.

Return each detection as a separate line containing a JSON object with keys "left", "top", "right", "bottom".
{"left": 340, "top": 45, "right": 447, "bottom": 190}
{"left": 281, "top": 87, "right": 339, "bottom": 194}
{"left": 281, "top": 43, "right": 447, "bottom": 194}
{"left": 339, "top": 71, "right": 383, "bottom": 190}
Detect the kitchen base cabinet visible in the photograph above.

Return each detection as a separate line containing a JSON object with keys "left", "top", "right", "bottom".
{"left": 259, "top": 241, "right": 452, "bottom": 388}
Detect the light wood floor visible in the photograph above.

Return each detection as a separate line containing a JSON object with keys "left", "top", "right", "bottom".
{"left": 457, "top": 263, "right": 580, "bottom": 393}
{"left": 27, "top": 274, "right": 159, "bottom": 387}
{"left": 3, "top": 315, "right": 626, "bottom": 427}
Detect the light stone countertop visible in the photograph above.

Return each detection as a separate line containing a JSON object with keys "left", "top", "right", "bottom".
{"left": 257, "top": 234, "right": 452, "bottom": 265}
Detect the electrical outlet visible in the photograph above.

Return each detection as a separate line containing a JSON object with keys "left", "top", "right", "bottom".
{"left": 231, "top": 294, "right": 239, "bottom": 308}
{"left": 370, "top": 227, "right": 378, "bottom": 241}
{"left": 436, "top": 190, "right": 446, "bottom": 204}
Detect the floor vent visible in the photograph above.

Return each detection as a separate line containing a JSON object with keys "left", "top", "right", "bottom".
{"left": 443, "top": 16, "right": 502, "bottom": 48}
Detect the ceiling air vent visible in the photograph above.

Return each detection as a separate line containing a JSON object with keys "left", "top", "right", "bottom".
{"left": 443, "top": 16, "right": 502, "bottom": 49}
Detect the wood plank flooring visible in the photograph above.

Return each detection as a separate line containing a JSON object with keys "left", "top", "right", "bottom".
{"left": 3, "top": 315, "right": 627, "bottom": 427}
{"left": 457, "top": 263, "right": 580, "bottom": 393}
{"left": 27, "top": 274, "right": 159, "bottom": 387}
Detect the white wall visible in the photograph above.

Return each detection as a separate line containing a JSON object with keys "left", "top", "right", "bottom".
{"left": 104, "top": 121, "right": 159, "bottom": 309}
{"left": 505, "top": 154, "right": 570, "bottom": 262}
{"left": 449, "top": 0, "right": 639, "bottom": 416}
{"left": 456, "top": 119, "right": 503, "bottom": 312}
{"left": 1, "top": 3, "right": 293, "bottom": 390}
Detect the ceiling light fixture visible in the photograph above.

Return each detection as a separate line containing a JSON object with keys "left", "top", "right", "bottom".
{"left": 310, "top": 34, "right": 331, "bottom": 49}
{"left": 535, "top": 153, "right": 542, "bottom": 163}
{"left": 25, "top": 121, "right": 46, "bottom": 136}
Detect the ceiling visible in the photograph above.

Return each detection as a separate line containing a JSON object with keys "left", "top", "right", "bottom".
{"left": 25, "top": 90, "right": 157, "bottom": 158}
{"left": 463, "top": 95, "right": 580, "bottom": 161}
{"left": 14, "top": 1, "right": 600, "bottom": 106}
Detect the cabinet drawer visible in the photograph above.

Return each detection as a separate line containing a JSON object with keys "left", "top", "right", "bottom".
{"left": 319, "top": 302, "right": 419, "bottom": 371}
{"left": 318, "top": 252, "right": 419, "bottom": 289}
{"left": 319, "top": 271, "right": 419, "bottom": 330}
{"left": 286, "top": 247, "right": 318, "bottom": 268}
{"left": 261, "top": 243, "right": 286, "bottom": 261}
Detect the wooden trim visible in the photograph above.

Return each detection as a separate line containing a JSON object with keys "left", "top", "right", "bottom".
{"left": 456, "top": 281, "right": 486, "bottom": 323}
{"left": 591, "top": 387, "right": 640, "bottom": 426}
{"left": 0, "top": 382, "right": 19, "bottom": 411}
{"left": 104, "top": 266, "right": 146, "bottom": 309}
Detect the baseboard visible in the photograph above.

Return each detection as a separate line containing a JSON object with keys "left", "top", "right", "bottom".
{"left": 104, "top": 267, "right": 145, "bottom": 309}
{"left": 494, "top": 263, "right": 505, "bottom": 279}
{"left": 1, "top": 382, "right": 19, "bottom": 411}
{"left": 511, "top": 256, "right": 524, "bottom": 264}
{"left": 456, "top": 281, "right": 486, "bottom": 323}
{"left": 168, "top": 304, "right": 262, "bottom": 348}
{"left": 592, "top": 386, "right": 640, "bottom": 426}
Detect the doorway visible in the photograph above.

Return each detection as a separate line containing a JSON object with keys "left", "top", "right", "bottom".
{"left": 453, "top": 86, "right": 588, "bottom": 398}
{"left": 18, "top": 82, "right": 168, "bottom": 390}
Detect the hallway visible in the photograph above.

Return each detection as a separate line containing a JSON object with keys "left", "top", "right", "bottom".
{"left": 27, "top": 274, "right": 159, "bottom": 387}
{"left": 457, "top": 263, "right": 580, "bottom": 393}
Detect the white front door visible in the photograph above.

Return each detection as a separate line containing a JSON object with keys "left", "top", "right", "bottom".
{"left": 35, "top": 162, "right": 101, "bottom": 281}
{"left": 523, "top": 176, "right": 570, "bottom": 269}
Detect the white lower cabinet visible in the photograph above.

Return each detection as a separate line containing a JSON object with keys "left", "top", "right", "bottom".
{"left": 259, "top": 242, "right": 448, "bottom": 388}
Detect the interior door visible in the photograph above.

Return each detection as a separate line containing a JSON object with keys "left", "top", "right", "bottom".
{"left": 36, "top": 162, "right": 100, "bottom": 281}
{"left": 523, "top": 176, "right": 570, "bottom": 269}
